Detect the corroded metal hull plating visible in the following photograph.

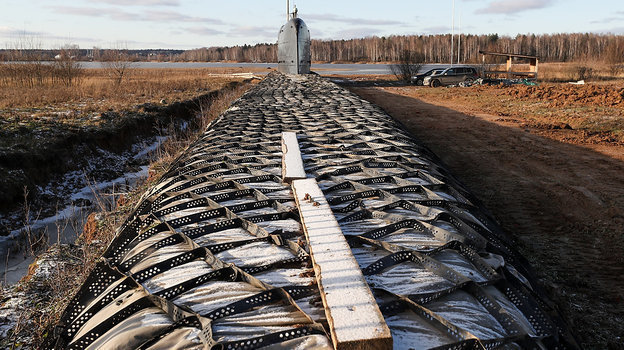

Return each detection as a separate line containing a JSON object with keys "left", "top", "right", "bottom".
{"left": 278, "top": 18, "right": 311, "bottom": 74}
{"left": 48, "top": 72, "right": 577, "bottom": 349}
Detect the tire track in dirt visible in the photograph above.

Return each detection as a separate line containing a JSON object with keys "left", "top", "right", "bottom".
{"left": 350, "top": 86, "right": 624, "bottom": 349}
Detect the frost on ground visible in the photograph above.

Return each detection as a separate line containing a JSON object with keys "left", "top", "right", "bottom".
{"left": 0, "top": 136, "right": 159, "bottom": 285}
{"left": 0, "top": 244, "right": 84, "bottom": 348}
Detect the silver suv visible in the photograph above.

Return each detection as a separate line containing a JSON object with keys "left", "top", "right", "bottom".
{"left": 423, "top": 67, "right": 478, "bottom": 87}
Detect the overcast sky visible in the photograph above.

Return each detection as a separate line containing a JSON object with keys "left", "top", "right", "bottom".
{"left": 1, "top": 0, "right": 623, "bottom": 49}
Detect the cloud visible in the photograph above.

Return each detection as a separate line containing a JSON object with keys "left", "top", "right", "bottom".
{"left": 478, "top": 0, "right": 554, "bottom": 14}
{"left": 305, "top": 13, "right": 405, "bottom": 26}
{"left": 591, "top": 17, "right": 622, "bottom": 24}
{"left": 591, "top": 11, "right": 624, "bottom": 24}
{"left": 89, "top": 0, "right": 179, "bottom": 5}
{"left": 49, "top": 6, "right": 223, "bottom": 24}
{"left": 334, "top": 27, "right": 381, "bottom": 39}
{"left": 595, "top": 26, "right": 624, "bottom": 35}
{"left": 51, "top": 6, "right": 106, "bottom": 17}
{"left": 422, "top": 26, "right": 451, "bottom": 34}
{"left": 0, "top": 26, "right": 100, "bottom": 46}
{"left": 51, "top": 6, "right": 136, "bottom": 20}
{"left": 185, "top": 27, "right": 225, "bottom": 36}
{"left": 183, "top": 25, "right": 278, "bottom": 41}
{"left": 113, "top": 38, "right": 186, "bottom": 48}
{"left": 311, "top": 29, "right": 326, "bottom": 38}
{"left": 229, "top": 26, "right": 276, "bottom": 38}
{"left": 0, "top": 26, "right": 45, "bottom": 37}
{"left": 142, "top": 10, "right": 223, "bottom": 24}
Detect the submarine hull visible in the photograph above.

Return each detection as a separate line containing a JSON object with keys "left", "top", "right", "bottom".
{"left": 278, "top": 18, "right": 311, "bottom": 74}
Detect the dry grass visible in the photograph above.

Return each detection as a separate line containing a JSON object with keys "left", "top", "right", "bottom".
{"left": 0, "top": 67, "right": 253, "bottom": 110}
{"left": 0, "top": 68, "right": 252, "bottom": 147}
{"left": 536, "top": 62, "right": 622, "bottom": 82}
{"left": 0, "top": 83, "right": 248, "bottom": 348}
{"left": 1, "top": 181, "right": 151, "bottom": 347}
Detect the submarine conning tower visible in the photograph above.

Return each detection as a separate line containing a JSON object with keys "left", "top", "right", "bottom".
{"left": 277, "top": 5, "right": 311, "bottom": 75}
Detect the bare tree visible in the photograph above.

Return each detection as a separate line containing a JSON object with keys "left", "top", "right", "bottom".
{"left": 604, "top": 41, "right": 623, "bottom": 77}
{"left": 176, "top": 33, "right": 624, "bottom": 65}
{"left": 3, "top": 35, "right": 50, "bottom": 87}
{"left": 53, "top": 44, "right": 83, "bottom": 86}
{"left": 389, "top": 50, "right": 424, "bottom": 82}
{"left": 102, "top": 48, "right": 133, "bottom": 85}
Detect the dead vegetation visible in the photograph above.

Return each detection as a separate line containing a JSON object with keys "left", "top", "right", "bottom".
{"left": 0, "top": 68, "right": 249, "bottom": 110}
{"left": 539, "top": 62, "right": 623, "bottom": 82}
{"left": 389, "top": 50, "right": 424, "bottom": 82}
{"left": 0, "top": 68, "right": 251, "bottom": 216}
{"left": 0, "top": 84, "right": 248, "bottom": 348}
{"left": 101, "top": 49, "right": 133, "bottom": 85}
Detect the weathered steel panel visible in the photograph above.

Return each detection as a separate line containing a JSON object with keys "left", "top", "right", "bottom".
{"left": 278, "top": 18, "right": 311, "bottom": 74}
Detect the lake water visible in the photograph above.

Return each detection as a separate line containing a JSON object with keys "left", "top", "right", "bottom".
{"left": 77, "top": 62, "right": 451, "bottom": 75}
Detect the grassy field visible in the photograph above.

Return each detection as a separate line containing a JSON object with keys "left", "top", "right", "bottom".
{"left": 0, "top": 67, "right": 254, "bottom": 218}
{"left": 538, "top": 61, "right": 622, "bottom": 82}
{"left": 0, "top": 67, "right": 253, "bottom": 153}
{"left": 480, "top": 61, "right": 622, "bottom": 82}
{"left": 0, "top": 67, "right": 256, "bottom": 149}
{"left": 0, "top": 67, "right": 259, "bottom": 109}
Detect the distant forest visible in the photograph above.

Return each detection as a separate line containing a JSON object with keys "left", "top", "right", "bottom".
{"left": 1, "top": 33, "right": 622, "bottom": 64}
{"left": 179, "top": 33, "right": 624, "bottom": 63}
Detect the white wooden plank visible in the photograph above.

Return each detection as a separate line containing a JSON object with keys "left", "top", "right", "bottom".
{"left": 292, "top": 178, "right": 392, "bottom": 350}
{"left": 281, "top": 131, "right": 307, "bottom": 183}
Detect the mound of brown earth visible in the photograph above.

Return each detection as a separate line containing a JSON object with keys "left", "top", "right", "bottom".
{"left": 350, "top": 84, "right": 624, "bottom": 349}
{"left": 499, "top": 84, "right": 624, "bottom": 107}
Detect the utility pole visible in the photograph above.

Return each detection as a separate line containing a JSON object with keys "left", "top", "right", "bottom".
{"left": 451, "top": 0, "right": 455, "bottom": 66}
{"left": 287, "top": 0, "right": 290, "bottom": 21}
{"left": 458, "top": 13, "right": 461, "bottom": 64}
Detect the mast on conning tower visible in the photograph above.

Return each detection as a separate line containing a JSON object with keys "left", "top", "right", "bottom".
{"left": 287, "top": 1, "right": 298, "bottom": 21}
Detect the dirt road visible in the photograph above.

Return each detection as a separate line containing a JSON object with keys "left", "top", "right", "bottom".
{"left": 351, "top": 86, "right": 624, "bottom": 349}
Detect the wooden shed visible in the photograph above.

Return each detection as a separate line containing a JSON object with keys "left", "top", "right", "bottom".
{"left": 479, "top": 50, "right": 539, "bottom": 80}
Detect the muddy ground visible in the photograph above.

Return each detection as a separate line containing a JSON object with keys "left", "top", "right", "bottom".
{"left": 0, "top": 80, "right": 246, "bottom": 236}
{"left": 350, "top": 84, "right": 624, "bottom": 349}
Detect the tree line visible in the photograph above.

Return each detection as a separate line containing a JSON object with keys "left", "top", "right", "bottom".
{"left": 0, "top": 48, "right": 184, "bottom": 62}
{"left": 1, "top": 33, "right": 622, "bottom": 65}
{"left": 177, "top": 33, "right": 624, "bottom": 64}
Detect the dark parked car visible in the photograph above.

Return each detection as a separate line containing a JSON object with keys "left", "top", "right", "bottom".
{"left": 423, "top": 66, "right": 479, "bottom": 87}
{"left": 410, "top": 68, "right": 445, "bottom": 86}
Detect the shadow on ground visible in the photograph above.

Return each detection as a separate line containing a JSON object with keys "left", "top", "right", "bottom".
{"left": 349, "top": 86, "right": 624, "bottom": 350}
{"left": 325, "top": 76, "right": 406, "bottom": 87}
